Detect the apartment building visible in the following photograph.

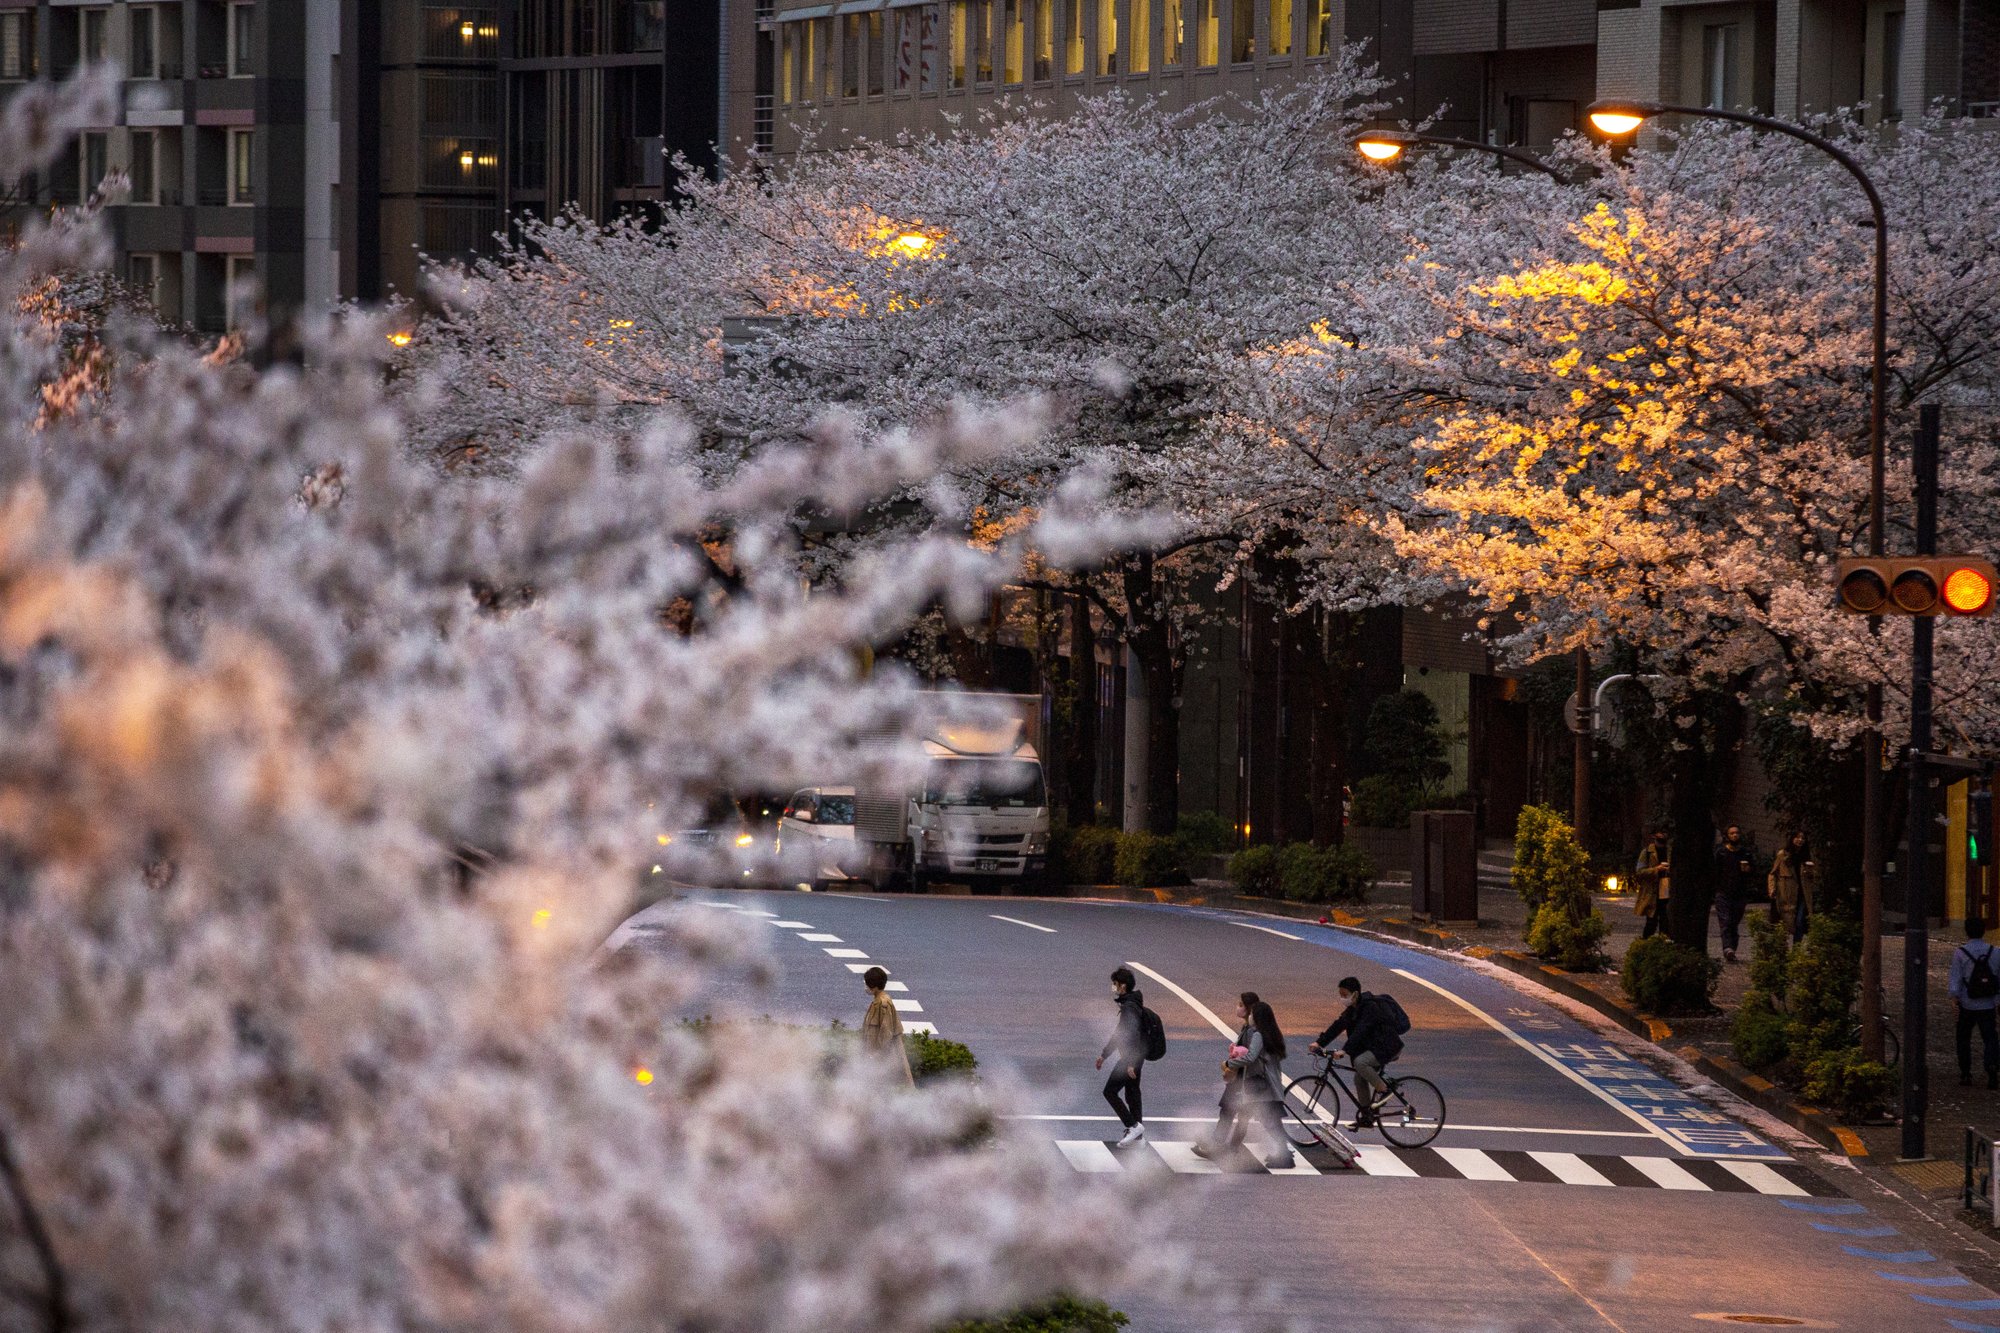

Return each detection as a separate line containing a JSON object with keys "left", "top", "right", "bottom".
{"left": 0, "top": 0, "right": 338, "bottom": 332}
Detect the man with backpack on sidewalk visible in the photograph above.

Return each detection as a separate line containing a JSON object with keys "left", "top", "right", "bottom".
{"left": 1310, "top": 977, "right": 1410, "bottom": 1130}
{"left": 1952, "top": 918, "right": 2000, "bottom": 1089}
{"left": 1097, "top": 966, "right": 1165, "bottom": 1146}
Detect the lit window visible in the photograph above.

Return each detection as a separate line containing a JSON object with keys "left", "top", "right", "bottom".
{"left": 1064, "top": 0, "right": 1083, "bottom": 74}
{"left": 1268, "top": 0, "right": 1291, "bottom": 55}
{"left": 230, "top": 127, "right": 254, "bottom": 204}
{"left": 843, "top": 14, "right": 861, "bottom": 97}
{"left": 1195, "top": 0, "right": 1217, "bottom": 66}
{"left": 1162, "top": 0, "right": 1182, "bottom": 66}
{"left": 1095, "top": 0, "right": 1115, "bottom": 73}
{"left": 1033, "top": 0, "right": 1052, "bottom": 78}
{"left": 1230, "top": 0, "right": 1251, "bottom": 61}
{"left": 781, "top": 25, "right": 795, "bottom": 103}
{"left": 949, "top": 1, "right": 967, "bottom": 88}
{"left": 1303, "top": 0, "right": 1328, "bottom": 56}
{"left": 225, "top": 254, "right": 256, "bottom": 329}
{"left": 0, "top": 12, "right": 31, "bottom": 80}
{"left": 1002, "top": 0, "right": 1023, "bottom": 81}
{"left": 803, "top": 18, "right": 818, "bottom": 99}
{"left": 975, "top": 0, "right": 993, "bottom": 83}
{"left": 229, "top": 1, "right": 254, "bottom": 77}
{"left": 868, "top": 14, "right": 885, "bottom": 94}
{"left": 1130, "top": 0, "right": 1150, "bottom": 72}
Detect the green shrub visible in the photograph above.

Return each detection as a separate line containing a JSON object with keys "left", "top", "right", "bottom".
{"left": 1174, "top": 810, "right": 1236, "bottom": 859}
{"left": 1348, "top": 774, "right": 1415, "bottom": 829}
{"left": 1785, "top": 915, "right": 1861, "bottom": 1070}
{"left": 1620, "top": 935, "right": 1721, "bottom": 1015}
{"left": 1052, "top": 824, "right": 1119, "bottom": 884}
{"left": 1730, "top": 993, "right": 1790, "bottom": 1070}
{"left": 1526, "top": 898, "right": 1611, "bottom": 971}
{"left": 1801, "top": 1046, "right": 1894, "bottom": 1121}
{"left": 1227, "top": 843, "right": 1281, "bottom": 896}
{"left": 906, "top": 1031, "right": 979, "bottom": 1082}
{"left": 1745, "top": 914, "right": 1791, "bottom": 996}
{"left": 1362, "top": 689, "right": 1451, "bottom": 803}
{"left": 1273, "top": 841, "right": 1377, "bottom": 904}
{"left": 1112, "top": 830, "right": 1183, "bottom": 887}
{"left": 941, "top": 1296, "right": 1130, "bottom": 1333}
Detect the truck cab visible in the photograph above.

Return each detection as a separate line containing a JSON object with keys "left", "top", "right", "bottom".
{"left": 909, "top": 740, "right": 1050, "bottom": 887}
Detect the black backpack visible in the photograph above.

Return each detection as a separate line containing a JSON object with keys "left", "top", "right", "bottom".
{"left": 1372, "top": 993, "right": 1413, "bottom": 1036}
{"left": 1967, "top": 945, "right": 2000, "bottom": 1001}
{"left": 1139, "top": 1005, "right": 1167, "bottom": 1061}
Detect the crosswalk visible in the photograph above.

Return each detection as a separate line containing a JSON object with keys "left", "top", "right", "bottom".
{"left": 1051, "top": 1139, "right": 1843, "bottom": 1197}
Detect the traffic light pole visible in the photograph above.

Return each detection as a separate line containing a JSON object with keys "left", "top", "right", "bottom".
{"left": 1902, "top": 403, "right": 1940, "bottom": 1160}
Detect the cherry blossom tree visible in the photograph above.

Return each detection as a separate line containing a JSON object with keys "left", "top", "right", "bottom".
{"left": 0, "top": 75, "right": 1201, "bottom": 1332}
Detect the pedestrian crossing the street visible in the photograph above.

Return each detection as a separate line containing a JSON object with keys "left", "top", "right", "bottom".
{"left": 1049, "top": 1139, "right": 1844, "bottom": 1197}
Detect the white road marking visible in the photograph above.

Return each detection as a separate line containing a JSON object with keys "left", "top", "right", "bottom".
{"left": 990, "top": 914, "right": 1056, "bottom": 933}
{"left": 1263, "top": 1150, "right": 1321, "bottom": 1177}
{"left": 1007, "top": 1115, "right": 1218, "bottom": 1123}
{"left": 1627, "top": 1157, "right": 1711, "bottom": 1191}
{"left": 1391, "top": 967, "right": 1691, "bottom": 1155}
{"left": 1149, "top": 1141, "right": 1223, "bottom": 1175}
{"left": 825, "top": 948, "right": 869, "bottom": 958}
{"left": 800, "top": 933, "right": 844, "bottom": 942}
{"left": 1057, "top": 1141, "right": 1123, "bottom": 1173}
{"left": 844, "top": 963, "right": 877, "bottom": 973}
{"left": 1434, "top": 1148, "right": 1514, "bottom": 1182}
{"left": 1720, "top": 1160, "right": 1808, "bottom": 1196}
{"left": 1529, "top": 1152, "right": 1614, "bottom": 1187}
{"left": 735, "top": 909, "right": 778, "bottom": 917}
{"left": 891, "top": 998, "right": 924, "bottom": 1013}
{"left": 885, "top": 981, "right": 909, "bottom": 992}
{"left": 1230, "top": 922, "right": 1303, "bottom": 941}
{"left": 1441, "top": 1124, "right": 1656, "bottom": 1138}
{"left": 904, "top": 1021, "right": 938, "bottom": 1035}
{"left": 1353, "top": 1145, "right": 1419, "bottom": 1178}
{"left": 1006, "top": 1114, "right": 1652, "bottom": 1138}
{"left": 771, "top": 921, "right": 814, "bottom": 928}
{"left": 1121, "top": 961, "right": 1238, "bottom": 1040}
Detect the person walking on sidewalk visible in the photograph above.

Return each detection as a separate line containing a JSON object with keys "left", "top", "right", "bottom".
{"left": 1714, "top": 825, "right": 1757, "bottom": 963}
{"left": 1635, "top": 829, "right": 1670, "bottom": 940}
{"left": 1096, "top": 967, "right": 1148, "bottom": 1146}
{"left": 1767, "top": 831, "right": 1818, "bottom": 945}
{"left": 1952, "top": 917, "right": 2000, "bottom": 1089}
{"left": 1195, "top": 993, "right": 1293, "bottom": 1169}
{"left": 860, "top": 965, "right": 913, "bottom": 1087}
{"left": 1311, "top": 977, "right": 1406, "bottom": 1129}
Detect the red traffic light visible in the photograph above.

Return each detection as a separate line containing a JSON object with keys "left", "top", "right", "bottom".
{"left": 1835, "top": 556, "right": 2000, "bottom": 616}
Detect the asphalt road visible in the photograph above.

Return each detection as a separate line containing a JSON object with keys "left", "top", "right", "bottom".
{"left": 613, "top": 889, "right": 2000, "bottom": 1333}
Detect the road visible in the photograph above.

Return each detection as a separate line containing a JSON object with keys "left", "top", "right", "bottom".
{"left": 614, "top": 889, "right": 2000, "bottom": 1332}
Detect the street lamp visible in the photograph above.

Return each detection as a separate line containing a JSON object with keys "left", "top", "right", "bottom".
{"left": 1587, "top": 97, "right": 1903, "bottom": 1142}
{"left": 1353, "top": 130, "right": 1569, "bottom": 182}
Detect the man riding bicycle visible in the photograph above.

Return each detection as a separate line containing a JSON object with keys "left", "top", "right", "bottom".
{"left": 1309, "top": 976, "right": 1405, "bottom": 1130}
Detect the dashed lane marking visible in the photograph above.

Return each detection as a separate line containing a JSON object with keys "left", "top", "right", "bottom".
{"left": 1230, "top": 922, "right": 1304, "bottom": 941}
{"left": 799, "top": 933, "right": 844, "bottom": 942}
{"left": 989, "top": 914, "right": 1057, "bottom": 933}
{"left": 824, "top": 948, "right": 869, "bottom": 958}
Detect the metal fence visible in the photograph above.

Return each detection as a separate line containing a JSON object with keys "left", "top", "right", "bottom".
{"left": 1966, "top": 1125, "right": 1994, "bottom": 1214}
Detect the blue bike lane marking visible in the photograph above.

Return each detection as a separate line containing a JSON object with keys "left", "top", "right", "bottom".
{"left": 1131, "top": 901, "right": 1791, "bottom": 1158}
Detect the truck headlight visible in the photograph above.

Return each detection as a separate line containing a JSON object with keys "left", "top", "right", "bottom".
{"left": 1026, "top": 832, "right": 1049, "bottom": 854}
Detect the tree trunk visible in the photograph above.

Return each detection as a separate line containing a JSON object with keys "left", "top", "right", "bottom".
{"left": 1065, "top": 592, "right": 1098, "bottom": 827}
{"left": 1123, "top": 556, "right": 1180, "bottom": 837}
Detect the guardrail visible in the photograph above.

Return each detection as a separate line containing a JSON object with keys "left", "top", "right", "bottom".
{"left": 1966, "top": 1125, "right": 1994, "bottom": 1214}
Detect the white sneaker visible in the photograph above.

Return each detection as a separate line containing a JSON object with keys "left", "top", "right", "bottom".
{"left": 1116, "top": 1123, "right": 1146, "bottom": 1148}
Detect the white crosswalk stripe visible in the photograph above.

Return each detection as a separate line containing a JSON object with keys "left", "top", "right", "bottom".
{"left": 1432, "top": 1148, "right": 1514, "bottom": 1182}
{"left": 1720, "top": 1161, "right": 1809, "bottom": 1196}
{"left": 1530, "top": 1152, "right": 1614, "bottom": 1187}
{"left": 1627, "top": 1156, "right": 1710, "bottom": 1191}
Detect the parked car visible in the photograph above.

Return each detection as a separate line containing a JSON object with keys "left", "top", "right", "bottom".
{"left": 775, "top": 786, "right": 860, "bottom": 890}
{"left": 650, "top": 792, "right": 785, "bottom": 888}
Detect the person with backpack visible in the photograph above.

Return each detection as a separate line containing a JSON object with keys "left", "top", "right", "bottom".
{"left": 1096, "top": 966, "right": 1160, "bottom": 1146}
{"left": 1310, "top": 976, "right": 1407, "bottom": 1130}
{"left": 1952, "top": 917, "right": 2000, "bottom": 1089}
{"left": 1194, "top": 992, "right": 1293, "bottom": 1169}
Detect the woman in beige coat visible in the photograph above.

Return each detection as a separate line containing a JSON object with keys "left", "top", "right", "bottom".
{"left": 1768, "top": 831, "right": 1818, "bottom": 944}
{"left": 861, "top": 965, "right": 914, "bottom": 1086}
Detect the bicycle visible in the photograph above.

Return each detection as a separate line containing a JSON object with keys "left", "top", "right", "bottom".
{"left": 1282, "top": 1051, "right": 1447, "bottom": 1150}
{"left": 1846, "top": 988, "right": 1900, "bottom": 1069}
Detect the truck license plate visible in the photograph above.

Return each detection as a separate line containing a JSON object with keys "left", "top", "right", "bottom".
{"left": 977, "top": 858, "right": 998, "bottom": 872}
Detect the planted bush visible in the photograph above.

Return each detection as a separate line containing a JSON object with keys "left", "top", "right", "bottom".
{"left": 1513, "top": 804, "right": 1607, "bottom": 970}
{"left": 1052, "top": 824, "right": 1119, "bottom": 884}
{"left": 1227, "top": 843, "right": 1281, "bottom": 896}
{"left": 1348, "top": 773, "right": 1414, "bottom": 829}
{"left": 1174, "top": 810, "right": 1236, "bottom": 859}
{"left": 906, "top": 1031, "right": 979, "bottom": 1082}
{"left": 1620, "top": 935, "right": 1721, "bottom": 1015}
{"left": 1277, "top": 841, "right": 1376, "bottom": 904}
{"left": 1746, "top": 914, "right": 1791, "bottom": 995}
{"left": 1113, "top": 830, "right": 1184, "bottom": 887}
{"left": 1802, "top": 1047, "right": 1894, "bottom": 1121}
{"left": 943, "top": 1296, "right": 1130, "bottom": 1333}
{"left": 1730, "top": 995, "right": 1790, "bottom": 1070}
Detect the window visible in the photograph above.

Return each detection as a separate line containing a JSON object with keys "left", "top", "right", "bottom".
{"left": 1195, "top": 0, "right": 1217, "bottom": 65}
{"left": 229, "top": 127, "right": 253, "bottom": 203}
{"left": 1095, "top": 0, "right": 1114, "bottom": 73}
{"left": 922, "top": 759, "right": 1047, "bottom": 808}
{"left": 975, "top": 0, "right": 993, "bottom": 82}
{"left": 893, "top": 11, "right": 915, "bottom": 89}
{"left": 843, "top": 14, "right": 861, "bottom": 96}
{"left": 1303, "top": 0, "right": 1328, "bottom": 55}
{"left": 1700, "top": 22, "right": 1738, "bottom": 109}
{"left": 228, "top": 1, "right": 254, "bottom": 77}
{"left": 624, "top": 0, "right": 665, "bottom": 51}
{"left": 130, "top": 7, "right": 157, "bottom": 77}
{"left": 803, "top": 18, "right": 819, "bottom": 98}
{"left": 1268, "top": 0, "right": 1290, "bottom": 55}
{"left": 225, "top": 254, "right": 256, "bottom": 329}
{"left": 868, "top": 14, "right": 885, "bottom": 94}
{"left": 1064, "top": 0, "right": 1083, "bottom": 73}
{"left": 128, "top": 253, "right": 158, "bottom": 302}
{"left": 1162, "top": 0, "right": 1182, "bottom": 66}
{"left": 781, "top": 25, "right": 795, "bottom": 102}
{"left": 129, "top": 128, "right": 156, "bottom": 202}
{"left": 818, "top": 18, "right": 835, "bottom": 96}
{"left": 948, "top": 0, "right": 967, "bottom": 87}
{"left": 424, "top": 7, "right": 500, "bottom": 60}
{"left": 1033, "top": 0, "right": 1052, "bottom": 77}
{"left": 1, "top": 11, "right": 33, "bottom": 80}
{"left": 1880, "top": 10, "right": 1903, "bottom": 120}
{"left": 1230, "top": 0, "right": 1251, "bottom": 61}
{"left": 1002, "top": 0, "right": 1022, "bottom": 80}
{"left": 81, "top": 132, "right": 108, "bottom": 196}
{"left": 81, "top": 8, "right": 109, "bottom": 64}
{"left": 1130, "top": 0, "right": 1149, "bottom": 70}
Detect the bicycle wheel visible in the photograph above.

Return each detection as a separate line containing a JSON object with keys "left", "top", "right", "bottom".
{"left": 1282, "top": 1076, "right": 1344, "bottom": 1148}
{"left": 1376, "top": 1076, "right": 1446, "bottom": 1148}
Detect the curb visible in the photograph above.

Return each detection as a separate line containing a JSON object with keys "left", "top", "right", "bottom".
{"left": 1675, "top": 1044, "right": 1870, "bottom": 1158}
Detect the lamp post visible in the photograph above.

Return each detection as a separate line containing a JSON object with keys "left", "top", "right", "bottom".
{"left": 1586, "top": 100, "right": 1896, "bottom": 1097}
{"left": 1354, "top": 131, "right": 1569, "bottom": 182}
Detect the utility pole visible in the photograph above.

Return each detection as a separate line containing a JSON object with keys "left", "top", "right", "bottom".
{"left": 1573, "top": 647, "right": 1591, "bottom": 838}
{"left": 1902, "top": 404, "right": 1940, "bottom": 1159}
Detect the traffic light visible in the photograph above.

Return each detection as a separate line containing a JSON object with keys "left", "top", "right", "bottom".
{"left": 1975, "top": 786, "right": 1995, "bottom": 868}
{"left": 1835, "top": 556, "right": 1999, "bottom": 615}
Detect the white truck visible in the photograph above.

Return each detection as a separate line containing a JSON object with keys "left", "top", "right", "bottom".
{"left": 856, "top": 691, "right": 1051, "bottom": 891}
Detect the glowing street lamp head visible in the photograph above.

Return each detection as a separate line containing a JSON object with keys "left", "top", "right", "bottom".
{"left": 1355, "top": 135, "right": 1407, "bottom": 164}
{"left": 891, "top": 231, "right": 933, "bottom": 257}
{"left": 1586, "top": 104, "right": 1652, "bottom": 138}
{"left": 385, "top": 329, "right": 413, "bottom": 348}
